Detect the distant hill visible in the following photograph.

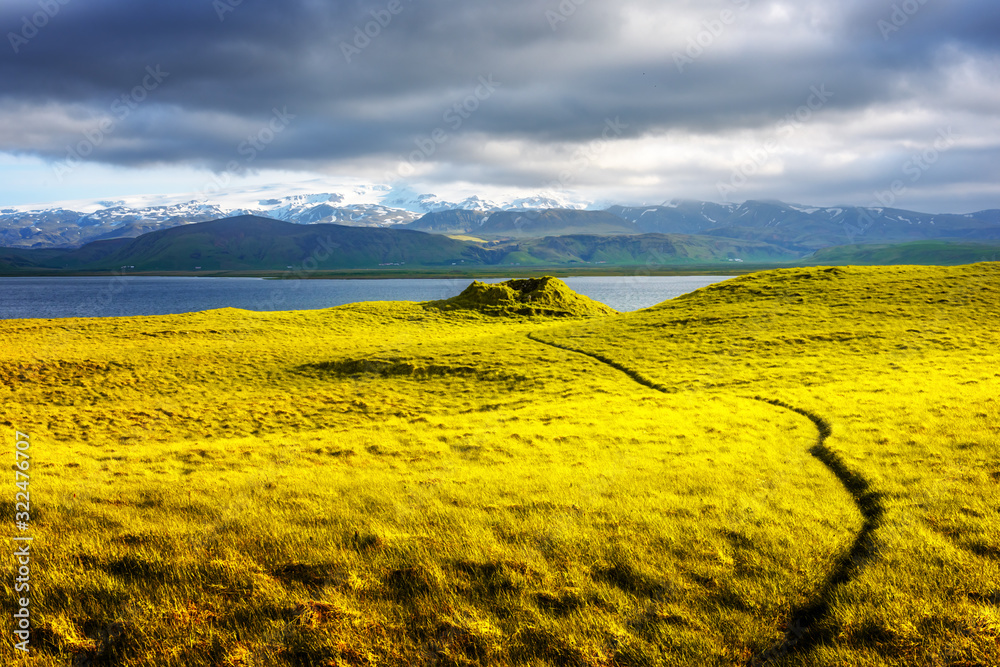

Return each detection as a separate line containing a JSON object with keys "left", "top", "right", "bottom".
{"left": 402, "top": 210, "right": 490, "bottom": 234}
{"left": 6, "top": 194, "right": 998, "bottom": 253}
{"left": 610, "top": 200, "right": 1000, "bottom": 250}
{"left": 0, "top": 216, "right": 803, "bottom": 274}
{"left": 0, "top": 195, "right": 420, "bottom": 249}
{"left": 5, "top": 213, "right": 999, "bottom": 275}
{"left": 0, "top": 216, "right": 481, "bottom": 272}
{"left": 608, "top": 200, "right": 742, "bottom": 235}
{"left": 487, "top": 233, "right": 798, "bottom": 265}
{"left": 477, "top": 210, "right": 639, "bottom": 238}
{"left": 402, "top": 208, "right": 638, "bottom": 238}
{"left": 808, "top": 240, "right": 1000, "bottom": 265}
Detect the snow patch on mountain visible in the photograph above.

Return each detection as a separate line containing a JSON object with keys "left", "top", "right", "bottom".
{"left": 0, "top": 180, "right": 602, "bottom": 248}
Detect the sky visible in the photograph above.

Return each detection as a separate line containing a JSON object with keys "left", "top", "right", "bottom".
{"left": 1, "top": 0, "right": 998, "bottom": 212}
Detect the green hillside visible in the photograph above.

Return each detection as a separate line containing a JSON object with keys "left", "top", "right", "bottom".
{"left": 3, "top": 214, "right": 998, "bottom": 276}
{"left": 426, "top": 276, "right": 617, "bottom": 317}
{"left": 96, "top": 216, "right": 482, "bottom": 271}
{"left": 808, "top": 240, "right": 1000, "bottom": 265}
{"left": 477, "top": 209, "right": 640, "bottom": 238}
{"left": 0, "top": 216, "right": 482, "bottom": 272}
{"left": 612, "top": 201, "right": 1000, "bottom": 250}
{"left": 403, "top": 210, "right": 491, "bottom": 234}
{"left": 501, "top": 233, "right": 799, "bottom": 264}
{"left": 1, "top": 263, "right": 997, "bottom": 665}
{"left": 0, "top": 217, "right": 802, "bottom": 274}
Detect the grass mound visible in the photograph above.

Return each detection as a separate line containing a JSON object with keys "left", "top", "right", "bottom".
{"left": 426, "top": 276, "right": 617, "bottom": 317}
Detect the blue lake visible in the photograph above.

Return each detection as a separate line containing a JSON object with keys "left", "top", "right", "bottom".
{"left": 0, "top": 276, "right": 734, "bottom": 320}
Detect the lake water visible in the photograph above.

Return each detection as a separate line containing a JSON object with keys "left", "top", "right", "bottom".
{"left": 0, "top": 276, "right": 734, "bottom": 320}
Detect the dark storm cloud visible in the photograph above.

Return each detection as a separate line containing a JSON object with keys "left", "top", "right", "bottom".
{"left": 0, "top": 0, "right": 998, "bottom": 206}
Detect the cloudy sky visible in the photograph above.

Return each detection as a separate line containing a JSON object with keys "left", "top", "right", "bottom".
{"left": 1, "top": 0, "right": 998, "bottom": 212}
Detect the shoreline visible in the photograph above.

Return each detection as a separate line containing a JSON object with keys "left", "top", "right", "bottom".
{"left": 0, "top": 263, "right": 792, "bottom": 279}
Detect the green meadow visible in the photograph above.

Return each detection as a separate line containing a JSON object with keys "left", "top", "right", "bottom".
{"left": 1, "top": 266, "right": 997, "bottom": 666}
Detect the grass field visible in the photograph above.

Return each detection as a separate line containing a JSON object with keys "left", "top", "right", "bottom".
{"left": 807, "top": 241, "right": 1000, "bottom": 266}
{"left": 1, "top": 264, "right": 997, "bottom": 666}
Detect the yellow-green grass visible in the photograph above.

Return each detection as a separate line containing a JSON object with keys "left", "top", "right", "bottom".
{"left": 0, "top": 264, "right": 996, "bottom": 666}
{"left": 536, "top": 263, "right": 1000, "bottom": 666}
{"left": 444, "top": 235, "right": 488, "bottom": 243}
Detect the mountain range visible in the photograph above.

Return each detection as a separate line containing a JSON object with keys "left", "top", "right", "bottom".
{"left": 0, "top": 196, "right": 419, "bottom": 249}
{"left": 609, "top": 201, "right": 1000, "bottom": 250}
{"left": 405, "top": 202, "right": 1000, "bottom": 251}
{"left": 0, "top": 215, "right": 808, "bottom": 273}
{"left": 4, "top": 190, "right": 997, "bottom": 254}
{"left": 0, "top": 186, "right": 584, "bottom": 249}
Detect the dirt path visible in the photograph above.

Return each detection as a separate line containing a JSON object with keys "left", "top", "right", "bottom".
{"left": 526, "top": 332, "right": 886, "bottom": 665}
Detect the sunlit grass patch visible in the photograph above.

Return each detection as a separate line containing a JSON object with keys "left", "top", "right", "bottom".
{"left": 0, "top": 266, "right": 997, "bottom": 665}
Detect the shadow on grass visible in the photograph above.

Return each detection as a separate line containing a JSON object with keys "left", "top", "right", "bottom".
{"left": 749, "top": 397, "right": 885, "bottom": 666}
{"left": 527, "top": 332, "right": 887, "bottom": 667}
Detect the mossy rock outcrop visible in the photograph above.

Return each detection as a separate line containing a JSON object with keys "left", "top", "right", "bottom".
{"left": 426, "top": 276, "right": 617, "bottom": 317}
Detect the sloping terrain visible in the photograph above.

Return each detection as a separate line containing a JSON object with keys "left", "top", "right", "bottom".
{"left": 426, "top": 276, "right": 618, "bottom": 317}
{"left": 611, "top": 201, "right": 1000, "bottom": 250}
{"left": 536, "top": 262, "right": 1000, "bottom": 665}
{"left": 0, "top": 216, "right": 482, "bottom": 272}
{"left": 6, "top": 198, "right": 1000, "bottom": 253}
{"left": 503, "top": 233, "right": 799, "bottom": 264}
{"left": 808, "top": 240, "right": 1000, "bottom": 265}
{"left": 0, "top": 218, "right": 801, "bottom": 274}
{"left": 0, "top": 264, "right": 996, "bottom": 666}
{"left": 402, "top": 210, "right": 491, "bottom": 234}
{"left": 477, "top": 209, "right": 640, "bottom": 238}
{"left": 0, "top": 196, "right": 420, "bottom": 249}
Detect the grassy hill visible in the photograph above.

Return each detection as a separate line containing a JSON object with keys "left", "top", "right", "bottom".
{"left": 93, "top": 215, "right": 481, "bottom": 271}
{"left": 426, "top": 276, "right": 618, "bottom": 317}
{"left": 5, "top": 213, "right": 997, "bottom": 276}
{"left": 0, "top": 238, "right": 133, "bottom": 272}
{"left": 0, "top": 216, "right": 482, "bottom": 272}
{"left": 477, "top": 209, "right": 640, "bottom": 238}
{"left": 611, "top": 201, "right": 1000, "bottom": 250}
{"left": 533, "top": 263, "right": 1000, "bottom": 665}
{"left": 402, "top": 210, "right": 491, "bottom": 234}
{"left": 808, "top": 240, "right": 1000, "bottom": 265}
{"left": 0, "top": 217, "right": 802, "bottom": 274}
{"left": 1, "top": 263, "right": 997, "bottom": 665}
{"left": 499, "top": 233, "right": 799, "bottom": 265}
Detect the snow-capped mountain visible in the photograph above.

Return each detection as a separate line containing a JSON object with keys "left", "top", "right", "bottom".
{"left": 3, "top": 183, "right": 997, "bottom": 250}
{"left": 378, "top": 185, "right": 588, "bottom": 214}
{"left": 0, "top": 197, "right": 418, "bottom": 248}
{"left": 609, "top": 200, "right": 1000, "bottom": 250}
{"left": 0, "top": 182, "right": 596, "bottom": 248}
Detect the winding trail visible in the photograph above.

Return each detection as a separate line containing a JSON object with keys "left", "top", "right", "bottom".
{"left": 526, "top": 331, "right": 886, "bottom": 665}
